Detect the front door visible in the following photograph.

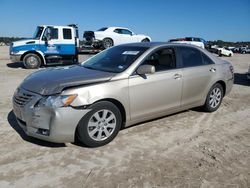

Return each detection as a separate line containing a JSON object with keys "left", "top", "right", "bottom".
{"left": 129, "top": 47, "right": 182, "bottom": 121}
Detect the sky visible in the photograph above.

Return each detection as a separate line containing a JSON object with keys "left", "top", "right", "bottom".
{"left": 0, "top": 0, "right": 249, "bottom": 42}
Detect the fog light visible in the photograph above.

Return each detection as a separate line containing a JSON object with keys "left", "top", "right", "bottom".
{"left": 36, "top": 128, "right": 50, "bottom": 136}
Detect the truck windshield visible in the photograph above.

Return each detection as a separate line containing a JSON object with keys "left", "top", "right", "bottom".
{"left": 81, "top": 46, "right": 149, "bottom": 73}
{"left": 33, "top": 26, "right": 44, "bottom": 39}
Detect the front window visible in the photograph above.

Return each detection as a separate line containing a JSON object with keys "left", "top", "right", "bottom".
{"left": 81, "top": 46, "right": 149, "bottom": 73}
{"left": 121, "top": 29, "right": 132, "bottom": 35}
{"left": 33, "top": 26, "right": 44, "bottom": 39}
{"left": 142, "top": 48, "right": 176, "bottom": 72}
{"left": 42, "top": 27, "right": 58, "bottom": 40}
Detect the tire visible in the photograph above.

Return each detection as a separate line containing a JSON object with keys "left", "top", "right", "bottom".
{"left": 203, "top": 83, "right": 224, "bottom": 112}
{"left": 141, "top": 38, "right": 150, "bottom": 42}
{"left": 218, "top": 50, "right": 222, "bottom": 57}
{"left": 23, "top": 53, "right": 41, "bottom": 69}
{"left": 102, "top": 38, "right": 113, "bottom": 49}
{"left": 77, "top": 101, "right": 122, "bottom": 147}
{"left": 228, "top": 53, "right": 232, "bottom": 57}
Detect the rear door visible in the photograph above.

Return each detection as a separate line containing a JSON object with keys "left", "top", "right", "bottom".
{"left": 178, "top": 46, "right": 217, "bottom": 107}
{"left": 129, "top": 47, "right": 183, "bottom": 121}
{"left": 60, "top": 28, "right": 76, "bottom": 55}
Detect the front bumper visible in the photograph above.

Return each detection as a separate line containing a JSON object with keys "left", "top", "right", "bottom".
{"left": 12, "top": 88, "right": 90, "bottom": 143}
{"left": 10, "top": 54, "right": 22, "bottom": 63}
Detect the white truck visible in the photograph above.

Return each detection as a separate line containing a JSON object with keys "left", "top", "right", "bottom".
{"left": 10, "top": 24, "right": 81, "bottom": 69}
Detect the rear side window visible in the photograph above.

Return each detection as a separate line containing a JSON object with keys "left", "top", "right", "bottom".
{"left": 202, "top": 53, "right": 214, "bottom": 65}
{"left": 63, "top": 29, "right": 72, "bottom": 39}
{"left": 97, "top": 27, "right": 108, "bottom": 31}
{"left": 179, "top": 47, "right": 203, "bottom": 67}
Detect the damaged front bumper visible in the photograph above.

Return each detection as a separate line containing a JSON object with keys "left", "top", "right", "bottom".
{"left": 12, "top": 88, "right": 90, "bottom": 143}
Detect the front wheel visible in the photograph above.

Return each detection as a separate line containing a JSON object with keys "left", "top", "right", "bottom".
{"left": 203, "top": 83, "right": 224, "bottom": 112}
{"left": 77, "top": 101, "right": 122, "bottom": 147}
{"left": 23, "top": 53, "right": 41, "bottom": 69}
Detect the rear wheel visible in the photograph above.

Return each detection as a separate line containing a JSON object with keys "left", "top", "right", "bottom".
{"left": 77, "top": 101, "right": 122, "bottom": 147}
{"left": 23, "top": 53, "right": 41, "bottom": 69}
{"left": 141, "top": 38, "right": 150, "bottom": 42}
{"left": 203, "top": 83, "right": 224, "bottom": 112}
{"left": 102, "top": 38, "right": 113, "bottom": 49}
{"left": 218, "top": 50, "right": 222, "bottom": 57}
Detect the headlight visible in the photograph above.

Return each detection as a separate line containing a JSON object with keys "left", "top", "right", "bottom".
{"left": 10, "top": 50, "right": 19, "bottom": 55}
{"left": 37, "top": 94, "right": 77, "bottom": 108}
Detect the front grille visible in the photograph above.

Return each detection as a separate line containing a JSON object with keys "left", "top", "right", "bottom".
{"left": 13, "top": 89, "right": 34, "bottom": 106}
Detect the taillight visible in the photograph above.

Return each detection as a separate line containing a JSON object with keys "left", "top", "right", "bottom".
{"left": 229, "top": 65, "right": 234, "bottom": 74}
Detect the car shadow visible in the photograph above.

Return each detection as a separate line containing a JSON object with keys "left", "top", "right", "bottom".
{"left": 234, "top": 73, "right": 250, "bottom": 86}
{"left": 6, "top": 62, "right": 80, "bottom": 69}
{"left": 7, "top": 110, "right": 66, "bottom": 147}
{"left": 6, "top": 62, "right": 25, "bottom": 69}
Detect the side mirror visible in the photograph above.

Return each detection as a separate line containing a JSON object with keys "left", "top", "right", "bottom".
{"left": 137, "top": 65, "right": 155, "bottom": 75}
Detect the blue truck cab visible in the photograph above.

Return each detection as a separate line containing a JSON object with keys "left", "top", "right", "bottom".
{"left": 10, "top": 24, "right": 79, "bottom": 68}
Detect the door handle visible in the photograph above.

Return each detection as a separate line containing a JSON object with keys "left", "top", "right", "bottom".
{"left": 174, "top": 73, "right": 182, "bottom": 79}
{"left": 210, "top": 68, "right": 216, "bottom": 72}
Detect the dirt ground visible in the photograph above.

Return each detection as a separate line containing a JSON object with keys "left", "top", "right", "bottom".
{"left": 0, "top": 46, "right": 249, "bottom": 188}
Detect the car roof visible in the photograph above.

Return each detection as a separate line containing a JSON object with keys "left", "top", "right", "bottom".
{"left": 39, "top": 25, "right": 73, "bottom": 29}
{"left": 118, "top": 42, "right": 220, "bottom": 63}
{"left": 119, "top": 42, "right": 203, "bottom": 49}
{"left": 107, "top": 26, "right": 130, "bottom": 30}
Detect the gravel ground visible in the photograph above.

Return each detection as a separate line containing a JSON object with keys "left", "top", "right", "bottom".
{"left": 0, "top": 46, "right": 250, "bottom": 188}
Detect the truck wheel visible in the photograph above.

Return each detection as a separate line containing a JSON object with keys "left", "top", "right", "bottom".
{"left": 23, "top": 53, "right": 41, "bottom": 69}
{"left": 102, "top": 38, "right": 113, "bottom": 49}
{"left": 77, "top": 101, "right": 122, "bottom": 147}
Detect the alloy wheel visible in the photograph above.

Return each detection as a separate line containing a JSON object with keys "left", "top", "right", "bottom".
{"left": 87, "top": 109, "right": 116, "bottom": 141}
{"left": 209, "top": 87, "right": 222, "bottom": 108}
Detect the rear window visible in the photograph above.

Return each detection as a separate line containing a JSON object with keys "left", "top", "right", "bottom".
{"left": 202, "top": 53, "right": 214, "bottom": 65}
{"left": 63, "top": 29, "right": 72, "bottom": 39}
{"left": 97, "top": 27, "right": 108, "bottom": 31}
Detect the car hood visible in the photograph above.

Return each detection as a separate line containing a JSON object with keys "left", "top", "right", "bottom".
{"left": 20, "top": 65, "right": 116, "bottom": 95}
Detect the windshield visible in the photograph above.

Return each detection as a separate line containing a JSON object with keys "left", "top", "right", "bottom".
{"left": 33, "top": 26, "right": 44, "bottom": 39}
{"left": 81, "top": 46, "right": 149, "bottom": 73}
